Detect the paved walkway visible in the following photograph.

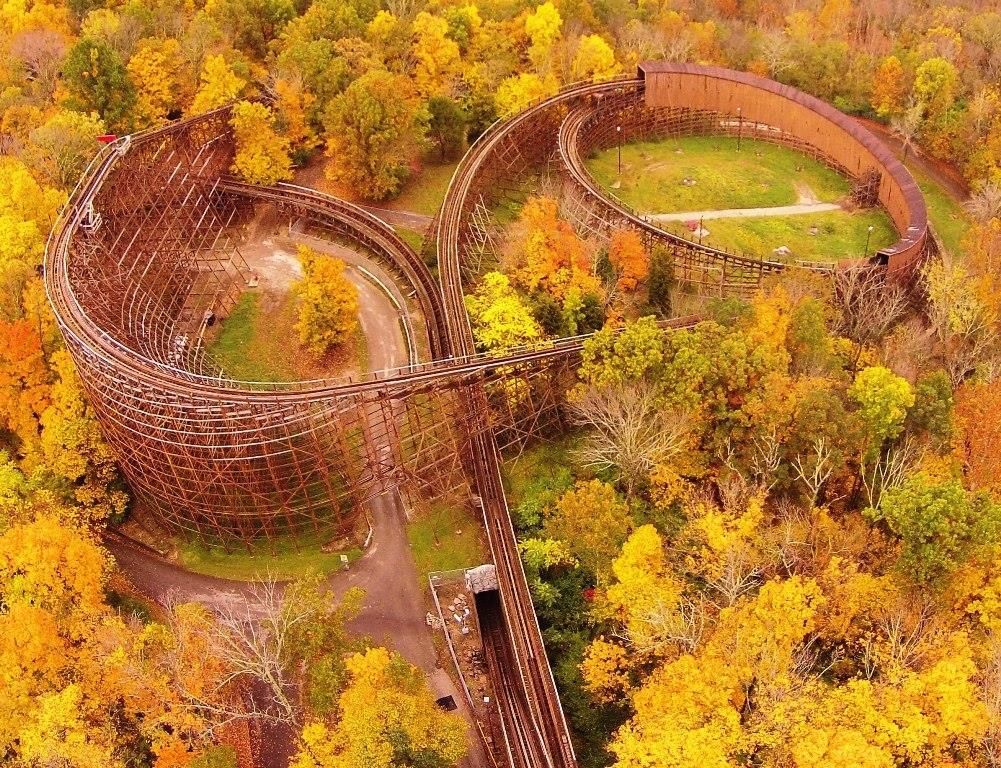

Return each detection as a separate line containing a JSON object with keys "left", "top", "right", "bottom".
{"left": 647, "top": 201, "right": 841, "bottom": 222}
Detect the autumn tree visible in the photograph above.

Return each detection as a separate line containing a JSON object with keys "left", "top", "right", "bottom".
{"left": 494, "top": 72, "right": 559, "bottom": 116}
{"left": 953, "top": 379, "right": 1001, "bottom": 499}
{"left": 871, "top": 55, "right": 906, "bottom": 117}
{"left": 230, "top": 101, "right": 293, "bottom": 185}
{"left": 323, "top": 69, "right": 426, "bottom": 201}
{"left": 36, "top": 349, "right": 128, "bottom": 525}
{"left": 62, "top": 37, "right": 137, "bottom": 131}
{"left": 0, "top": 319, "right": 49, "bottom": 458}
{"left": 572, "top": 34, "right": 619, "bottom": 82}
{"left": 293, "top": 246, "right": 359, "bottom": 356}
{"left": 25, "top": 110, "right": 104, "bottom": 189}
{"left": 411, "top": 11, "right": 460, "bottom": 98}
{"left": 923, "top": 257, "right": 999, "bottom": 383}
{"left": 291, "top": 647, "right": 467, "bottom": 768}
{"left": 0, "top": 515, "right": 215, "bottom": 762}
{"left": 525, "top": 1, "right": 561, "bottom": 72}
{"left": 543, "top": 480, "right": 633, "bottom": 574}
{"left": 464, "top": 271, "right": 542, "bottom": 352}
{"left": 190, "top": 54, "right": 246, "bottom": 115}
{"left": 608, "top": 229, "right": 649, "bottom": 294}
{"left": 913, "top": 56, "right": 959, "bottom": 120}
{"left": 504, "top": 196, "right": 601, "bottom": 313}
{"left": 200, "top": 0, "right": 295, "bottom": 59}
{"left": 127, "top": 37, "right": 187, "bottom": 127}
{"left": 848, "top": 366, "right": 914, "bottom": 453}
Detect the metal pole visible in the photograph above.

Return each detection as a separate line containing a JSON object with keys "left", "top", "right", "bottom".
{"left": 616, "top": 125, "right": 622, "bottom": 175}
{"left": 864, "top": 225, "right": 874, "bottom": 257}
{"left": 737, "top": 107, "right": 742, "bottom": 151}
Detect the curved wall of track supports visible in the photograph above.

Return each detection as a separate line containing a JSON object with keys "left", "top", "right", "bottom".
{"left": 45, "top": 109, "right": 467, "bottom": 542}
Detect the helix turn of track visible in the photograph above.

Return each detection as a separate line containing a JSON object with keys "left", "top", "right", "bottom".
{"left": 46, "top": 64, "right": 929, "bottom": 768}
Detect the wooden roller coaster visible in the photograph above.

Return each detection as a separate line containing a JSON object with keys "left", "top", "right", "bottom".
{"left": 45, "top": 64, "right": 929, "bottom": 767}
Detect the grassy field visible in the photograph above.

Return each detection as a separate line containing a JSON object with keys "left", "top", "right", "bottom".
{"left": 906, "top": 164, "right": 970, "bottom": 257}
{"left": 407, "top": 503, "right": 489, "bottom": 576}
{"left": 384, "top": 160, "right": 459, "bottom": 217}
{"left": 206, "top": 291, "right": 365, "bottom": 383}
{"left": 587, "top": 136, "right": 851, "bottom": 213}
{"left": 395, "top": 227, "right": 425, "bottom": 253}
{"left": 177, "top": 533, "right": 362, "bottom": 581}
{"left": 689, "top": 208, "right": 897, "bottom": 263}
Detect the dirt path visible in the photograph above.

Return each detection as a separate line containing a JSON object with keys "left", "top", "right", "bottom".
{"left": 359, "top": 204, "right": 434, "bottom": 233}
{"left": 648, "top": 201, "right": 841, "bottom": 222}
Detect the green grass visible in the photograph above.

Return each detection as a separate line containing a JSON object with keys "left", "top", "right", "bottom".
{"left": 207, "top": 292, "right": 292, "bottom": 381}
{"left": 407, "top": 503, "right": 489, "bottom": 577}
{"left": 177, "top": 532, "right": 362, "bottom": 581}
{"left": 587, "top": 136, "right": 851, "bottom": 213}
{"left": 503, "top": 437, "right": 580, "bottom": 508}
{"left": 395, "top": 226, "right": 425, "bottom": 253}
{"left": 906, "top": 164, "right": 970, "bottom": 257}
{"left": 687, "top": 208, "right": 897, "bottom": 263}
{"left": 206, "top": 290, "right": 365, "bottom": 383}
{"left": 384, "top": 160, "right": 459, "bottom": 217}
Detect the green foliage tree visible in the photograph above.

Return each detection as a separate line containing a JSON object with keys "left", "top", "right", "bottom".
{"left": 323, "top": 69, "right": 426, "bottom": 201}
{"left": 848, "top": 366, "right": 915, "bottom": 450}
{"left": 61, "top": 38, "right": 136, "bottom": 131}
{"left": 869, "top": 472, "right": 1001, "bottom": 583}
{"left": 426, "top": 95, "right": 466, "bottom": 161}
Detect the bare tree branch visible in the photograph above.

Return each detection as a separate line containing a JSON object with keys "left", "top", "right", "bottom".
{"left": 570, "top": 381, "right": 690, "bottom": 496}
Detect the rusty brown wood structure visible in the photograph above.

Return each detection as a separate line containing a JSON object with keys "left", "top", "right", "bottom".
{"left": 46, "top": 63, "right": 930, "bottom": 768}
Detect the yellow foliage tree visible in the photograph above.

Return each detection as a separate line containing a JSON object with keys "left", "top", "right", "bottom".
{"left": 37, "top": 349, "right": 128, "bottom": 525}
{"left": 189, "top": 54, "right": 245, "bottom": 115}
{"left": 293, "top": 245, "right": 359, "bottom": 356}
{"left": 464, "top": 271, "right": 542, "bottom": 352}
{"left": 230, "top": 100, "right": 293, "bottom": 185}
{"left": 543, "top": 479, "right": 633, "bottom": 574}
{"left": 291, "top": 647, "right": 467, "bottom": 768}
{"left": 128, "top": 37, "right": 186, "bottom": 127}
{"left": 524, "top": 1, "right": 561, "bottom": 70}
{"left": 572, "top": 34, "right": 620, "bottom": 82}
{"left": 494, "top": 72, "right": 559, "bottom": 116}
{"left": 411, "top": 11, "right": 460, "bottom": 98}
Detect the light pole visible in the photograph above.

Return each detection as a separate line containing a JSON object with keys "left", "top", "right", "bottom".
{"left": 736, "top": 106, "right": 743, "bottom": 151}
{"left": 616, "top": 125, "right": 622, "bottom": 175}
{"left": 864, "top": 224, "right": 874, "bottom": 256}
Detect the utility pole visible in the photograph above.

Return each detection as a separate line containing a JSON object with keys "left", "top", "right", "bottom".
{"left": 616, "top": 125, "right": 622, "bottom": 175}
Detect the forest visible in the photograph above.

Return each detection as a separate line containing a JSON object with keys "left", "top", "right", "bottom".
{"left": 2, "top": 0, "right": 1001, "bottom": 765}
